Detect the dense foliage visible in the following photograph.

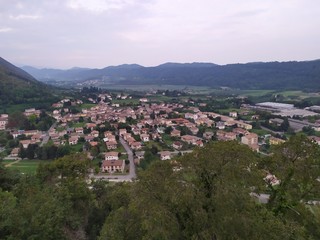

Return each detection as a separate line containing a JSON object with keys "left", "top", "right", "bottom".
{"left": 0, "top": 136, "right": 320, "bottom": 239}
{"left": 0, "top": 57, "right": 58, "bottom": 109}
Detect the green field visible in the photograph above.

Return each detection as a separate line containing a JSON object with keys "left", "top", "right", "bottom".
{"left": 6, "top": 159, "right": 52, "bottom": 174}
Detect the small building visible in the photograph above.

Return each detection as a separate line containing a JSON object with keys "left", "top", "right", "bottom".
{"left": 69, "top": 136, "right": 79, "bottom": 145}
{"left": 159, "top": 151, "right": 171, "bottom": 160}
{"left": 106, "top": 141, "right": 118, "bottom": 150}
{"left": 172, "top": 141, "right": 183, "bottom": 150}
{"left": 229, "top": 111, "right": 238, "bottom": 118}
{"left": 269, "top": 136, "right": 285, "bottom": 145}
{"left": 105, "top": 151, "right": 119, "bottom": 161}
{"left": 140, "top": 134, "right": 150, "bottom": 142}
{"left": 101, "top": 160, "right": 125, "bottom": 173}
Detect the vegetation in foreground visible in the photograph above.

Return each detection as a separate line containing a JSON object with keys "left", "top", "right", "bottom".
{"left": 0, "top": 135, "right": 320, "bottom": 239}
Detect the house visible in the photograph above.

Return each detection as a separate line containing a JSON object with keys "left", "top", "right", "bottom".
{"left": 90, "top": 130, "right": 99, "bottom": 138}
{"left": 24, "top": 130, "right": 39, "bottom": 137}
{"left": 181, "top": 135, "right": 201, "bottom": 145}
{"left": 106, "top": 141, "right": 118, "bottom": 150}
{"left": 264, "top": 174, "right": 280, "bottom": 186}
{"left": 139, "top": 98, "right": 148, "bottom": 103}
{"left": 241, "top": 133, "right": 258, "bottom": 146}
{"left": 159, "top": 151, "right": 171, "bottom": 160}
{"left": 309, "top": 136, "right": 320, "bottom": 145}
{"left": 105, "top": 151, "right": 119, "bottom": 161}
{"left": 10, "top": 148, "right": 19, "bottom": 158}
{"left": 233, "top": 128, "right": 248, "bottom": 136}
{"left": 140, "top": 134, "right": 150, "bottom": 142}
{"left": 135, "top": 151, "right": 145, "bottom": 164}
{"left": 189, "top": 127, "right": 199, "bottom": 135}
{"left": 157, "top": 127, "right": 165, "bottom": 134}
{"left": 171, "top": 129, "right": 181, "bottom": 137}
{"left": 24, "top": 108, "right": 41, "bottom": 117}
{"left": 0, "top": 117, "right": 8, "bottom": 130}
{"left": 69, "top": 136, "right": 79, "bottom": 145}
{"left": 269, "top": 136, "right": 285, "bottom": 145}
{"left": 241, "top": 133, "right": 259, "bottom": 151}
{"left": 86, "top": 123, "right": 97, "bottom": 130}
{"left": 195, "top": 140, "right": 204, "bottom": 147}
{"left": 75, "top": 127, "right": 84, "bottom": 134}
{"left": 235, "top": 121, "right": 252, "bottom": 130}
{"left": 269, "top": 118, "right": 284, "bottom": 126}
{"left": 135, "top": 151, "right": 145, "bottom": 160}
{"left": 203, "top": 131, "right": 214, "bottom": 140}
{"left": 89, "top": 141, "right": 99, "bottom": 147}
{"left": 224, "top": 132, "right": 237, "bottom": 141}
{"left": 131, "top": 141, "right": 142, "bottom": 150}
{"left": 31, "top": 134, "right": 42, "bottom": 142}
{"left": 101, "top": 160, "right": 125, "bottom": 173}
{"left": 19, "top": 140, "right": 33, "bottom": 148}
{"left": 119, "top": 129, "right": 127, "bottom": 136}
{"left": 85, "top": 135, "right": 95, "bottom": 142}
{"left": 216, "top": 121, "right": 225, "bottom": 130}
{"left": 172, "top": 141, "right": 183, "bottom": 150}
{"left": 229, "top": 111, "right": 238, "bottom": 118}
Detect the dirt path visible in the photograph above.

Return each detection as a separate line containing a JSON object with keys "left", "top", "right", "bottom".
{"left": 5, "top": 159, "right": 22, "bottom": 167}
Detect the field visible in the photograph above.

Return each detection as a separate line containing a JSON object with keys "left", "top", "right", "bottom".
{"left": 5, "top": 159, "right": 52, "bottom": 174}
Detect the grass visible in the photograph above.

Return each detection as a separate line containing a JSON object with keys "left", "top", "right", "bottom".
{"left": 6, "top": 159, "right": 52, "bottom": 175}
{"left": 162, "top": 134, "right": 174, "bottom": 146}
{"left": 250, "top": 128, "right": 271, "bottom": 136}
{"left": 1, "top": 159, "right": 13, "bottom": 164}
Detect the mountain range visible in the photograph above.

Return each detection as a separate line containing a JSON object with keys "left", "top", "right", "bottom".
{"left": 22, "top": 60, "right": 320, "bottom": 90}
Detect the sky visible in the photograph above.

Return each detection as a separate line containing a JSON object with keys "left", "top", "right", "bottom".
{"left": 1, "top": 0, "right": 320, "bottom": 69}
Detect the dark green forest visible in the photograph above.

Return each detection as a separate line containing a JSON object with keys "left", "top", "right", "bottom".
{"left": 1, "top": 136, "right": 320, "bottom": 239}
{"left": 0, "top": 57, "right": 58, "bottom": 109}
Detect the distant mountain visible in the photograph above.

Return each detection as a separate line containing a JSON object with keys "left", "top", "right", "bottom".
{"left": 157, "top": 62, "right": 218, "bottom": 68}
{"left": 21, "top": 66, "right": 91, "bottom": 82}
{"left": 0, "top": 57, "right": 56, "bottom": 106}
{"left": 23, "top": 60, "right": 320, "bottom": 90}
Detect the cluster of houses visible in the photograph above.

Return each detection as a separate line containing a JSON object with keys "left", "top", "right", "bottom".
{"left": 6, "top": 97, "right": 312, "bottom": 168}
{"left": 9, "top": 129, "right": 43, "bottom": 158}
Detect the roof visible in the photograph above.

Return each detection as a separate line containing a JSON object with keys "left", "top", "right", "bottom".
{"left": 102, "top": 160, "right": 124, "bottom": 167}
{"left": 105, "top": 151, "right": 119, "bottom": 157}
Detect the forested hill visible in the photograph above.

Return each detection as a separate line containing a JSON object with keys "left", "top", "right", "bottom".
{"left": 0, "top": 57, "right": 56, "bottom": 106}
{"left": 23, "top": 60, "right": 320, "bottom": 90}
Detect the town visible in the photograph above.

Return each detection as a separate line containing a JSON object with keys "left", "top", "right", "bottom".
{"left": 1, "top": 89, "right": 320, "bottom": 180}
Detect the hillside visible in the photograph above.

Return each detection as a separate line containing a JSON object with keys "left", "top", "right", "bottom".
{"left": 0, "top": 57, "right": 56, "bottom": 106}
{"left": 23, "top": 60, "right": 320, "bottom": 90}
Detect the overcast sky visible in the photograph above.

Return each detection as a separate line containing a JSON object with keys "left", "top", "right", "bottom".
{"left": 1, "top": 0, "right": 320, "bottom": 69}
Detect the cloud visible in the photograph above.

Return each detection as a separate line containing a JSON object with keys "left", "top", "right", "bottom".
{"left": 0, "top": 27, "right": 13, "bottom": 33}
{"left": 9, "top": 14, "right": 41, "bottom": 20}
{"left": 67, "top": 0, "right": 135, "bottom": 13}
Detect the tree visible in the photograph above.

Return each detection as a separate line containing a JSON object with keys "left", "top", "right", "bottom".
{"left": 101, "top": 141, "right": 307, "bottom": 239}
{"left": 264, "top": 135, "right": 320, "bottom": 215}
{"left": 18, "top": 144, "right": 26, "bottom": 159}
{"left": 7, "top": 112, "right": 27, "bottom": 129}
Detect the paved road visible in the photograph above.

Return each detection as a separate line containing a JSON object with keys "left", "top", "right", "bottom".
{"left": 40, "top": 122, "right": 57, "bottom": 147}
{"left": 90, "top": 137, "right": 136, "bottom": 182}
{"left": 119, "top": 137, "right": 136, "bottom": 179}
